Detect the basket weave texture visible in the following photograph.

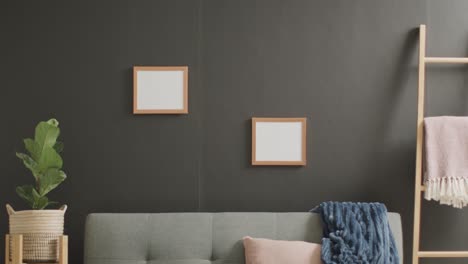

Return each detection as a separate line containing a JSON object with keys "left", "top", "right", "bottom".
{"left": 7, "top": 204, "right": 66, "bottom": 262}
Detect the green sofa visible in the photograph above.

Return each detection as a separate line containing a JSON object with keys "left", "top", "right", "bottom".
{"left": 84, "top": 212, "right": 403, "bottom": 264}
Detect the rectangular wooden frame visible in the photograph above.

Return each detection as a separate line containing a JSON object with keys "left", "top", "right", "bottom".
{"left": 252, "top": 117, "right": 307, "bottom": 166}
{"left": 133, "top": 66, "right": 189, "bottom": 114}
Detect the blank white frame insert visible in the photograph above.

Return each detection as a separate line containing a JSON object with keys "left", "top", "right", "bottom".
{"left": 252, "top": 117, "right": 307, "bottom": 166}
{"left": 133, "top": 66, "right": 188, "bottom": 114}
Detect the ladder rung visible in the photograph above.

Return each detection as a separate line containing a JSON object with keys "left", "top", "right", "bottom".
{"left": 425, "top": 57, "right": 468, "bottom": 64}
{"left": 418, "top": 251, "right": 468, "bottom": 258}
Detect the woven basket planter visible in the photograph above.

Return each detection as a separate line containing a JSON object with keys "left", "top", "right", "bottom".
{"left": 6, "top": 204, "right": 67, "bottom": 263}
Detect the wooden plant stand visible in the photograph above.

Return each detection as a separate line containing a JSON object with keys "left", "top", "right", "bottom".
{"left": 4, "top": 235, "right": 68, "bottom": 264}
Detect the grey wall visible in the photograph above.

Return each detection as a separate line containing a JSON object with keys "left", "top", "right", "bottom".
{"left": 1, "top": 1, "right": 468, "bottom": 263}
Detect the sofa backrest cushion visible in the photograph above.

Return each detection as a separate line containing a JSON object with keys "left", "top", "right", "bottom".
{"left": 84, "top": 212, "right": 403, "bottom": 264}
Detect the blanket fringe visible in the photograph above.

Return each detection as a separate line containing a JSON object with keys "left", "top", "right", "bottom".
{"left": 424, "top": 177, "right": 468, "bottom": 209}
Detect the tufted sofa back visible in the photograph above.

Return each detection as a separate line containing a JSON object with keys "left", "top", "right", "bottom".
{"left": 84, "top": 212, "right": 403, "bottom": 264}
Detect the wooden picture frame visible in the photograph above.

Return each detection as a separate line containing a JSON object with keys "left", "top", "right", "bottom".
{"left": 133, "top": 66, "right": 188, "bottom": 114}
{"left": 252, "top": 117, "right": 307, "bottom": 166}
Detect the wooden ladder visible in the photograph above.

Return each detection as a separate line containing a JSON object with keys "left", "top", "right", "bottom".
{"left": 412, "top": 24, "right": 468, "bottom": 264}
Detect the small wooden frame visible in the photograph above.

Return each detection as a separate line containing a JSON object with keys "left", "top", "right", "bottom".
{"left": 5, "top": 234, "right": 68, "bottom": 264}
{"left": 133, "top": 66, "right": 189, "bottom": 114}
{"left": 252, "top": 117, "right": 307, "bottom": 166}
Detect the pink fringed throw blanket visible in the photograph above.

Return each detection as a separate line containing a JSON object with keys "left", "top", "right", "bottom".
{"left": 424, "top": 116, "right": 468, "bottom": 208}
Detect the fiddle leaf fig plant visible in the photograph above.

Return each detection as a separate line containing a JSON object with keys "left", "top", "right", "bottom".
{"left": 16, "top": 119, "right": 67, "bottom": 209}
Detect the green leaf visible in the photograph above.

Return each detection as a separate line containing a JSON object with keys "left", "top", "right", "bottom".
{"left": 35, "top": 120, "right": 60, "bottom": 155}
{"left": 39, "top": 169, "right": 66, "bottom": 196}
{"left": 47, "top": 119, "right": 59, "bottom": 127}
{"left": 33, "top": 196, "right": 49, "bottom": 210}
{"left": 30, "top": 121, "right": 63, "bottom": 171}
{"left": 24, "top": 138, "right": 40, "bottom": 161}
{"left": 16, "top": 185, "right": 40, "bottom": 208}
{"left": 15, "top": 153, "right": 40, "bottom": 180}
{"left": 54, "top": 141, "right": 64, "bottom": 153}
{"left": 37, "top": 147, "right": 63, "bottom": 171}
{"left": 25, "top": 130, "right": 63, "bottom": 171}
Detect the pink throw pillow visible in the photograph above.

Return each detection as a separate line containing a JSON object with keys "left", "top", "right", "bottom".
{"left": 243, "top": 236, "right": 322, "bottom": 264}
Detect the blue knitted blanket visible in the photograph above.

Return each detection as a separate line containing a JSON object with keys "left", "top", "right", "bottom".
{"left": 312, "top": 202, "right": 399, "bottom": 264}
